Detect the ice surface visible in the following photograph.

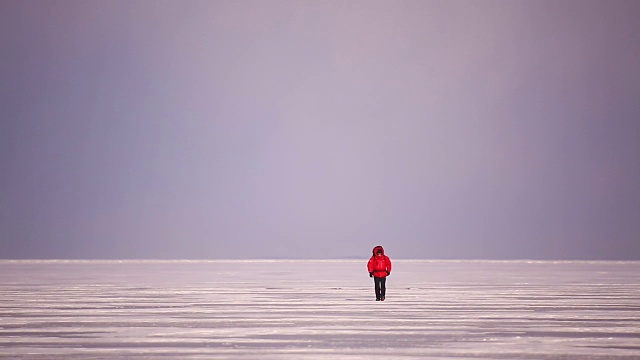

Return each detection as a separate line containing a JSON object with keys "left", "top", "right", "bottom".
{"left": 1, "top": 260, "right": 639, "bottom": 359}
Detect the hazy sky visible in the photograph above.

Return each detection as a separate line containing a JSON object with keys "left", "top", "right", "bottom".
{"left": 1, "top": 0, "right": 639, "bottom": 260}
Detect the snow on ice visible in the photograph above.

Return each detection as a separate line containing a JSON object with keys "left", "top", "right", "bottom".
{"left": 1, "top": 260, "right": 639, "bottom": 359}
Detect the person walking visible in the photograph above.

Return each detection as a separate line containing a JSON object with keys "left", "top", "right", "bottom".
{"left": 367, "top": 245, "right": 391, "bottom": 301}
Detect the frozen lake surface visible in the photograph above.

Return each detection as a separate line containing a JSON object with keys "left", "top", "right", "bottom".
{"left": 1, "top": 260, "right": 639, "bottom": 359}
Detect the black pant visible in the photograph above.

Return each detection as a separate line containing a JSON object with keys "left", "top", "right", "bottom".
{"left": 374, "top": 276, "right": 386, "bottom": 299}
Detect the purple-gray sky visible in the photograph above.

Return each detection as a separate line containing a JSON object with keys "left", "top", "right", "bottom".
{"left": 1, "top": 1, "right": 639, "bottom": 260}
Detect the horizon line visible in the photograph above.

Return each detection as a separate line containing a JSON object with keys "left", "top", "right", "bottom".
{"left": 1, "top": 258, "right": 639, "bottom": 263}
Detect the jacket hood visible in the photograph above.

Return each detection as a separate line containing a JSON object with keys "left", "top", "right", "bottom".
{"left": 372, "top": 245, "right": 385, "bottom": 255}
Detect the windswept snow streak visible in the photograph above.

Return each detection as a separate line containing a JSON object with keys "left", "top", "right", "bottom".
{"left": 1, "top": 260, "right": 639, "bottom": 359}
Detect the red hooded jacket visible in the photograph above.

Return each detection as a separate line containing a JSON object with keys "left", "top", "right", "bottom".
{"left": 367, "top": 246, "right": 391, "bottom": 278}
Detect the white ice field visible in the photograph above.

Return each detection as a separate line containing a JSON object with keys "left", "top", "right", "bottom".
{"left": 1, "top": 260, "right": 639, "bottom": 359}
